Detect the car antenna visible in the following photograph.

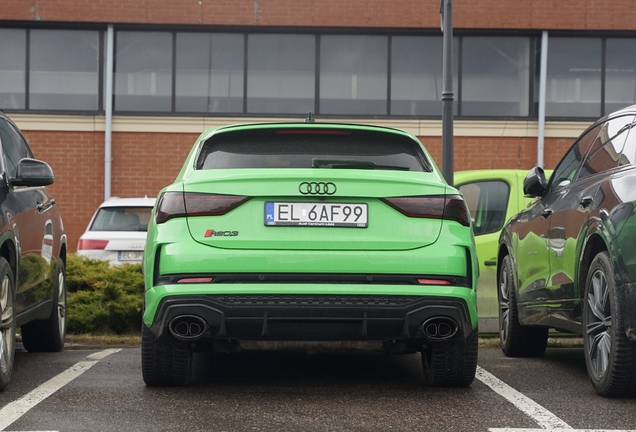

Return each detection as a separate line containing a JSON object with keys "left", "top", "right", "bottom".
{"left": 304, "top": 112, "right": 315, "bottom": 123}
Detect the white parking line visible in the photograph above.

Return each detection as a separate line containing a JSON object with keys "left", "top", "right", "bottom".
{"left": 0, "top": 349, "right": 122, "bottom": 431}
{"left": 476, "top": 366, "right": 572, "bottom": 430}
{"left": 477, "top": 367, "right": 636, "bottom": 432}
{"left": 490, "top": 430, "right": 636, "bottom": 432}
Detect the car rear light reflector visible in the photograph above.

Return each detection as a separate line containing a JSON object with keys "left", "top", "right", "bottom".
{"left": 177, "top": 277, "right": 214, "bottom": 284}
{"left": 417, "top": 278, "right": 452, "bottom": 285}
{"left": 156, "top": 192, "right": 249, "bottom": 224}
{"left": 77, "top": 239, "right": 109, "bottom": 250}
{"left": 382, "top": 195, "right": 471, "bottom": 226}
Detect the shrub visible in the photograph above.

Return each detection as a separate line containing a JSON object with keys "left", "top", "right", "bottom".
{"left": 66, "top": 254, "right": 144, "bottom": 335}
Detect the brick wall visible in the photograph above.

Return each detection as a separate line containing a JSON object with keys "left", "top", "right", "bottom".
{"left": 22, "top": 129, "right": 571, "bottom": 252}
{"left": 2, "top": 0, "right": 635, "bottom": 31}
{"left": 23, "top": 130, "right": 198, "bottom": 252}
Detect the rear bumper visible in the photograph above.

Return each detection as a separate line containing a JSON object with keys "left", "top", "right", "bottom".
{"left": 77, "top": 249, "right": 142, "bottom": 266}
{"left": 145, "top": 287, "right": 477, "bottom": 345}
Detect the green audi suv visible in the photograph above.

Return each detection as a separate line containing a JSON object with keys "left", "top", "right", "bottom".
{"left": 142, "top": 121, "right": 478, "bottom": 387}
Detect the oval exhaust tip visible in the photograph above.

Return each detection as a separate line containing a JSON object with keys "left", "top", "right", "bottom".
{"left": 421, "top": 317, "right": 459, "bottom": 340}
{"left": 169, "top": 315, "right": 208, "bottom": 341}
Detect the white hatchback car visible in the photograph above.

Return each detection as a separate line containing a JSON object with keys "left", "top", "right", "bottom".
{"left": 77, "top": 197, "right": 156, "bottom": 265}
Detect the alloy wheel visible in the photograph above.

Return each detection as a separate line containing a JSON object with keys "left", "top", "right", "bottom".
{"left": 499, "top": 263, "right": 511, "bottom": 346}
{"left": 0, "top": 274, "right": 14, "bottom": 375}
{"left": 56, "top": 270, "right": 67, "bottom": 342}
{"left": 585, "top": 268, "right": 612, "bottom": 380}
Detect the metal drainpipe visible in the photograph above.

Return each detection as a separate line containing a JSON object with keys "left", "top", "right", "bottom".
{"left": 105, "top": 25, "right": 114, "bottom": 200}
{"left": 537, "top": 30, "right": 548, "bottom": 168}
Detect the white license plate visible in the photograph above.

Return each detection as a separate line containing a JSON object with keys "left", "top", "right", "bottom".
{"left": 118, "top": 251, "right": 144, "bottom": 261}
{"left": 265, "top": 202, "right": 368, "bottom": 228}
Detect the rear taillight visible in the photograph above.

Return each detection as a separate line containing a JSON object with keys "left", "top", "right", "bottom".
{"left": 382, "top": 195, "right": 471, "bottom": 227}
{"left": 77, "top": 239, "right": 109, "bottom": 250}
{"left": 155, "top": 192, "right": 249, "bottom": 224}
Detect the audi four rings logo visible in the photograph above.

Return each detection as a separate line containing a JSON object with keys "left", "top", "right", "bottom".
{"left": 299, "top": 182, "right": 337, "bottom": 195}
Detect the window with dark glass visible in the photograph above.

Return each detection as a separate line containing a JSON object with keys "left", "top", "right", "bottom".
{"left": 115, "top": 31, "right": 172, "bottom": 112}
{"left": 2, "top": 28, "right": 632, "bottom": 120}
{"left": 29, "top": 30, "right": 99, "bottom": 111}
{"left": 578, "top": 115, "right": 635, "bottom": 179}
{"left": 90, "top": 207, "right": 152, "bottom": 232}
{"left": 320, "top": 36, "right": 388, "bottom": 115}
{"left": 0, "top": 118, "right": 32, "bottom": 178}
{"left": 458, "top": 180, "right": 510, "bottom": 235}
{"left": 391, "top": 36, "right": 459, "bottom": 116}
{"left": 247, "top": 34, "right": 315, "bottom": 114}
{"left": 549, "top": 123, "right": 602, "bottom": 191}
{"left": 175, "top": 33, "right": 244, "bottom": 113}
{"left": 197, "top": 128, "right": 429, "bottom": 172}
{"left": 606, "top": 39, "right": 636, "bottom": 114}
{"left": 618, "top": 118, "right": 636, "bottom": 167}
{"left": 0, "top": 29, "right": 26, "bottom": 110}
{"left": 462, "top": 37, "right": 530, "bottom": 117}
{"left": 543, "top": 38, "right": 602, "bottom": 118}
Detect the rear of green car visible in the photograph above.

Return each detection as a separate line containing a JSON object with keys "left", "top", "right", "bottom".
{"left": 142, "top": 122, "right": 478, "bottom": 386}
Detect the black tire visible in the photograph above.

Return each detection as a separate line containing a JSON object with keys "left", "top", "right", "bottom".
{"left": 142, "top": 323, "right": 191, "bottom": 386}
{"left": 583, "top": 251, "right": 636, "bottom": 397}
{"left": 0, "top": 257, "right": 16, "bottom": 391}
{"left": 498, "top": 254, "right": 548, "bottom": 357}
{"left": 21, "top": 259, "right": 67, "bottom": 353}
{"left": 421, "top": 327, "right": 478, "bottom": 387}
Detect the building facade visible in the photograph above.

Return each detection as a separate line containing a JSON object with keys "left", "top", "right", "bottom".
{"left": 1, "top": 0, "right": 636, "bottom": 251}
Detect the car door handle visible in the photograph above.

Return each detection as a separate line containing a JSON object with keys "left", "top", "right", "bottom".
{"left": 484, "top": 260, "right": 496, "bottom": 267}
{"left": 541, "top": 208, "right": 553, "bottom": 218}
{"left": 579, "top": 196, "right": 593, "bottom": 208}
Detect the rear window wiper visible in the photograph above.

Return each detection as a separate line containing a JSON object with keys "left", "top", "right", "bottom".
{"left": 312, "top": 158, "right": 410, "bottom": 171}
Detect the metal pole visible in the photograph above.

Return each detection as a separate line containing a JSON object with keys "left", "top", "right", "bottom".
{"left": 537, "top": 30, "right": 548, "bottom": 169}
{"left": 105, "top": 25, "right": 114, "bottom": 200}
{"left": 441, "top": 0, "right": 454, "bottom": 186}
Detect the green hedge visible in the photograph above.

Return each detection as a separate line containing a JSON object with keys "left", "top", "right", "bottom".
{"left": 66, "top": 254, "right": 144, "bottom": 335}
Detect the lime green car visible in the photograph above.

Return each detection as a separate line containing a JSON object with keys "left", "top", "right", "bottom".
{"left": 142, "top": 122, "right": 478, "bottom": 387}
{"left": 455, "top": 170, "right": 537, "bottom": 332}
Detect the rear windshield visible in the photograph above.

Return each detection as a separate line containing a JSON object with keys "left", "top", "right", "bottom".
{"left": 196, "top": 128, "right": 431, "bottom": 172}
{"left": 90, "top": 207, "right": 153, "bottom": 232}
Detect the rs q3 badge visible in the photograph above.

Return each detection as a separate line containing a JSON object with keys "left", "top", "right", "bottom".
{"left": 299, "top": 182, "right": 336, "bottom": 195}
{"left": 205, "top": 230, "right": 238, "bottom": 237}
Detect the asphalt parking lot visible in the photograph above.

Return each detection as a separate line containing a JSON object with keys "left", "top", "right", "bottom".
{"left": 1, "top": 342, "right": 636, "bottom": 431}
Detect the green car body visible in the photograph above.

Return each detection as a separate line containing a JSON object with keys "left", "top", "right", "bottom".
{"left": 142, "top": 122, "right": 478, "bottom": 387}
{"left": 454, "top": 169, "right": 551, "bottom": 332}
{"left": 455, "top": 170, "right": 535, "bottom": 332}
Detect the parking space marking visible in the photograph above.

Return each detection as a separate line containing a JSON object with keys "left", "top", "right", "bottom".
{"left": 478, "top": 368, "right": 636, "bottom": 432}
{"left": 476, "top": 366, "right": 572, "bottom": 430}
{"left": 490, "top": 430, "right": 636, "bottom": 432}
{"left": 0, "top": 349, "right": 122, "bottom": 431}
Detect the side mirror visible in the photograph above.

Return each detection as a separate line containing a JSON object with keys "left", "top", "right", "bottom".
{"left": 10, "top": 158, "right": 55, "bottom": 187}
{"left": 523, "top": 166, "right": 547, "bottom": 198}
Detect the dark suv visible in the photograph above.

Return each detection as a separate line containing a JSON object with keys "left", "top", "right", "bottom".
{"left": 498, "top": 104, "right": 636, "bottom": 397}
{"left": 0, "top": 111, "right": 67, "bottom": 391}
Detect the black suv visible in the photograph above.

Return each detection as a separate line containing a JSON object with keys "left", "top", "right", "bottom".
{"left": 0, "top": 111, "right": 67, "bottom": 391}
{"left": 498, "top": 104, "right": 636, "bottom": 397}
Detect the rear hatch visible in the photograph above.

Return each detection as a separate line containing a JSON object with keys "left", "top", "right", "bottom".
{"left": 82, "top": 205, "right": 152, "bottom": 260}
{"left": 179, "top": 125, "right": 450, "bottom": 251}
